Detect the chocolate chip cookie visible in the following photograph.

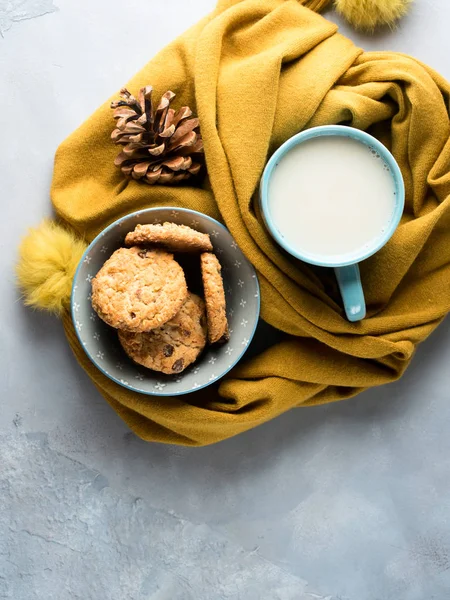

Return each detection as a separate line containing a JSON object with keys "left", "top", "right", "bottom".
{"left": 200, "top": 252, "right": 229, "bottom": 344}
{"left": 124, "top": 222, "right": 213, "bottom": 253}
{"left": 118, "top": 293, "right": 207, "bottom": 374}
{"left": 91, "top": 246, "right": 187, "bottom": 332}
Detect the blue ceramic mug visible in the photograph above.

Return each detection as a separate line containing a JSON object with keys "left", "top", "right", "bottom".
{"left": 259, "top": 125, "right": 405, "bottom": 322}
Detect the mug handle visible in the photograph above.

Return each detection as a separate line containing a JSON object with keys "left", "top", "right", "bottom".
{"left": 334, "top": 264, "right": 366, "bottom": 322}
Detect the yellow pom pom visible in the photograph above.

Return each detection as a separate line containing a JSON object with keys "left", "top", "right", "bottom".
{"left": 335, "top": 0, "right": 412, "bottom": 31}
{"left": 17, "top": 220, "right": 87, "bottom": 316}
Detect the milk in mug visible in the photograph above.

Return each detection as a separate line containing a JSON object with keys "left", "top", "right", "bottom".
{"left": 268, "top": 136, "right": 397, "bottom": 258}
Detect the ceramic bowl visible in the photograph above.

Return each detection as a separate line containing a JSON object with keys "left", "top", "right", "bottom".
{"left": 71, "top": 207, "right": 260, "bottom": 396}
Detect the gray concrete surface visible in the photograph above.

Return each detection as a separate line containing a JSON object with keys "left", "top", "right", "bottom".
{"left": 1, "top": 1, "right": 450, "bottom": 599}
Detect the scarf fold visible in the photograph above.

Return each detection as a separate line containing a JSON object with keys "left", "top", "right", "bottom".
{"left": 51, "top": 0, "right": 450, "bottom": 445}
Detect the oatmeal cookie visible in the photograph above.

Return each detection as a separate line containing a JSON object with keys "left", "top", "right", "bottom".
{"left": 124, "top": 222, "right": 213, "bottom": 253}
{"left": 118, "top": 293, "right": 207, "bottom": 374}
{"left": 200, "top": 252, "right": 229, "bottom": 344}
{"left": 91, "top": 247, "right": 187, "bottom": 332}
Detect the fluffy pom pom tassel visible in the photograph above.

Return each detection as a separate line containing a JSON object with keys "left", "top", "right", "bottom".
{"left": 335, "top": 0, "right": 412, "bottom": 31}
{"left": 17, "top": 220, "right": 87, "bottom": 316}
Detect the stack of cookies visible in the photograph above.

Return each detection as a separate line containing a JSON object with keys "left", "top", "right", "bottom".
{"left": 90, "top": 222, "right": 229, "bottom": 375}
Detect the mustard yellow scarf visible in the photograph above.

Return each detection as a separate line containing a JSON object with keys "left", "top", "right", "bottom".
{"left": 27, "top": 0, "right": 450, "bottom": 444}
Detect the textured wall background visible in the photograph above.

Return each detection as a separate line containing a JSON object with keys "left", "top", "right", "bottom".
{"left": 1, "top": 1, "right": 450, "bottom": 599}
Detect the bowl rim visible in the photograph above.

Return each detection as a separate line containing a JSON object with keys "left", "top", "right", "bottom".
{"left": 70, "top": 206, "right": 261, "bottom": 396}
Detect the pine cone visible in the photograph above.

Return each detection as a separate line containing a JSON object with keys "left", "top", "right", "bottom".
{"left": 110, "top": 86, "right": 204, "bottom": 185}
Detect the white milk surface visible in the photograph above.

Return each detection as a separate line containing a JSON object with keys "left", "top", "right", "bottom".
{"left": 268, "top": 136, "right": 396, "bottom": 258}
